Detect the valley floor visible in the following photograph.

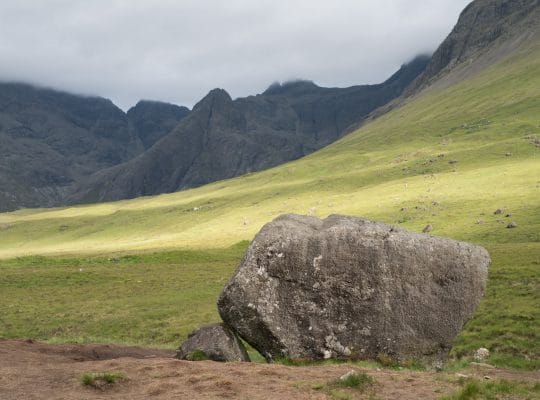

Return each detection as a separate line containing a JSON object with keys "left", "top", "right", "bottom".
{"left": 1, "top": 340, "right": 538, "bottom": 400}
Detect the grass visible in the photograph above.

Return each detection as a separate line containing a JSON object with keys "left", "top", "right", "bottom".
{"left": 334, "top": 372, "right": 374, "bottom": 389}
{"left": 441, "top": 378, "right": 540, "bottom": 400}
{"left": 185, "top": 349, "right": 209, "bottom": 361}
{"left": 0, "top": 40, "right": 538, "bottom": 369}
{"left": 310, "top": 371, "right": 375, "bottom": 400}
{"left": 0, "top": 244, "right": 245, "bottom": 346}
{"left": 81, "top": 371, "right": 127, "bottom": 387}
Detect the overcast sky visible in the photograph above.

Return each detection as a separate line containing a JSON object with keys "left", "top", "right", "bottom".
{"left": 0, "top": 0, "right": 471, "bottom": 110}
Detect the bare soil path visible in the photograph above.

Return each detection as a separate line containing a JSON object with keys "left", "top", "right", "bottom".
{"left": 0, "top": 340, "right": 537, "bottom": 400}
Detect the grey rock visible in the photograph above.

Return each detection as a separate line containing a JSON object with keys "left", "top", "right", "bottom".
{"left": 218, "top": 214, "right": 490, "bottom": 363}
{"left": 506, "top": 222, "right": 518, "bottom": 228}
{"left": 422, "top": 224, "right": 434, "bottom": 233}
{"left": 175, "top": 323, "right": 250, "bottom": 362}
{"left": 474, "top": 347, "right": 490, "bottom": 361}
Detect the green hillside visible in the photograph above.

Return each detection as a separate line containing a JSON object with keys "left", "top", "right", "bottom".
{"left": 1, "top": 42, "right": 539, "bottom": 369}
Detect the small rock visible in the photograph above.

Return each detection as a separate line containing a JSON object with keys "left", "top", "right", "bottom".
{"left": 339, "top": 370, "right": 358, "bottom": 382}
{"left": 505, "top": 152, "right": 512, "bottom": 157}
{"left": 494, "top": 208, "right": 504, "bottom": 215}
{"left": 422, "top": 224, "right": 433, "bottom": 233}
{"left": 506, "top": 222, "right": 518, "bottom": 229}
{"left": 432, "top": 201, "right": 440, "bottom": 206}
{"left": 474, "top": 347, "right": 490, "bottom": 361}
{"left": 449, "top": 160, "right": 458, "bottom": 164}
{"left": 505, "top": 214, "right": 511, "bottom": 218}
{"left": 484, "top": 375, "right": 492, "bottom": 380}
{"left": 176, "top": 323, "right": 250, "bottom": 362}
{"left": 476, "top": 219, "right": 484, "bottom": 225}
{"left": 432, "top": 360, "right": 443, "bottom": 371}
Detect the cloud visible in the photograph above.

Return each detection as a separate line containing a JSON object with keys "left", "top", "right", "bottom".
{"left": 0, "top": 0, "right": 471, "bottom": 110}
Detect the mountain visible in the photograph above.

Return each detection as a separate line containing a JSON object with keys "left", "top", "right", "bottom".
{"left": 69, "top": 56, "right": 429, "bottom": 203}
{"left": 127, "top": 100, "right": 190, "bottom": 150}
{"left": 0, "top": 85, "right": 189, "bottom": 211}
{"left": 409, "top": 0, "right": 539, "bottom": 92}
{"left": 4, "top": 0, "right": 537, "bottom": 211}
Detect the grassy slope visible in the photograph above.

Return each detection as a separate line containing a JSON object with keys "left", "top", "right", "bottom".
{"left": 0, "top": 43, "right": 538, "bottom": 368}
{"left": 0, "top": 245, "right": 246, "bottom": 347}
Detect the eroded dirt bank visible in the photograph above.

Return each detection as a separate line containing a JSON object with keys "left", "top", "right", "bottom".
{"left": 0, "top": 340, "right": 537, "bottom": 400}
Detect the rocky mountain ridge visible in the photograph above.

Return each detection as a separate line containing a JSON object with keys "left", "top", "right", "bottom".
{"left": 0, "top": 56, "right": 429, "bottom": 210}
{"left": 69, "top": 55, "right": 429, "bottom": 203}
{"left": 1, "top": 0, "right": 537, "bottom": 211}
{"left": 409, "top": 0, "right": 539, "bottom": 93}
{"left": 0, "top": 83, "right": 189, "bottom": 211}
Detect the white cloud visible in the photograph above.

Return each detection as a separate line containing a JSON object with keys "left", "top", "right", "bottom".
{"left": 0, "top": 0, "right": 471, "bottom": 110}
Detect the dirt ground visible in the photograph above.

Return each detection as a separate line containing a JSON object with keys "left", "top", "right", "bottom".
{"left": 0, "top": 340, "right": 538, "bottom": 400}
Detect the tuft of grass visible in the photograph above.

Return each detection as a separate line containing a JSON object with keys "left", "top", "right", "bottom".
{"left": 334, "top": 372, "right": 374, "bottom": 389}
{"left": 81, "top": 371, "right": 127, "bottom": 387}
{"left": 441, "top": 378, "right": 540, "bottom": 400}
{"left": 328, "top": 391, "right": 353, "bottom": 400}
{"left": 311, "top": 371, "right": 376, "bottom": 400}
{"left": 186, "top": 349, "right": 209, "bottom": 361}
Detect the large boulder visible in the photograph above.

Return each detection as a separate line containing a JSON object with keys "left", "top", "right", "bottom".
{"left": 175, "top": 323, "right": 250, "bottom": 362}
{"left": 218, "top": 214, "right": 490, "bottom": 363}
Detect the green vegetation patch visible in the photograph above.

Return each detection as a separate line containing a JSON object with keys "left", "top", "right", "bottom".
{"left": 441, "top": 378, "right": 540, "bottom": 400}
{"left": 185, "top": 349, "right": 209, "bottom": 361}
{"left": 81, "top": 371, "right": 127, "bottom": 387}
{"left": 0, "top": 245, "right": 246, "bottom": 347}
{"left": 311, "top": 371, "right": 375, "bottom": 400}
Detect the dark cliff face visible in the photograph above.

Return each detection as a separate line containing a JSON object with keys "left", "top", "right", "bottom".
{"left": 0, "top": 83, "right": 189, "bottom": 211}
{"left": 70, "top": 56, "right": 429, "bottom": 204}
{"left": 127, "top": 100, "right": 190, "bottom": 149}
{"left": 409, "top": 0, "right": 539, "bottom": 92}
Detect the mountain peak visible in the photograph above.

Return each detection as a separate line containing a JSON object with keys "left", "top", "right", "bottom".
{"left": 263, "top": 80, "right": 320, "bottom": 96}
{"left": 192, "top": 88, "right": 233, "bottom": 112}
{"left": 127, "top": 100, "right": 190, "bottom": 117}
{"left": 207, "top": 88, "right": 232, "bottom": 101}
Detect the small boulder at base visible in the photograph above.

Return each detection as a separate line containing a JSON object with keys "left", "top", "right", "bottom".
{"left": 176, "top": 323, "right": 250, "bottom": 362}
{"left": 218, "top": 214, "right": 490, "bottom": 364}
